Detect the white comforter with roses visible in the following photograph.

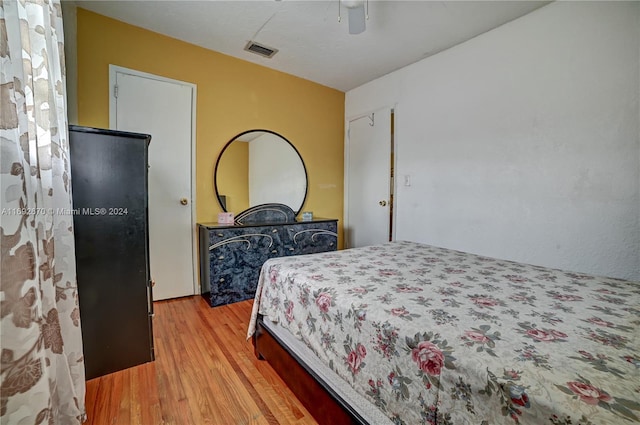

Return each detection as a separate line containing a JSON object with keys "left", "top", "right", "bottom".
{"left": 247, "top": 241, "right": 640, "bottom": 425}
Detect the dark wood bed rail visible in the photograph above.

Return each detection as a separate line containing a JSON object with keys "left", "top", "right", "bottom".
{"left": 253, "top": 315, "right": 367, "bottom": 425}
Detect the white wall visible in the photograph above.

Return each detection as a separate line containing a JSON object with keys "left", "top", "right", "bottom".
{"left": 249, "top": 133, "right": 307, "bottom": 210}
{"left": 346, "top": 1, "right": 640, "bottom": 280}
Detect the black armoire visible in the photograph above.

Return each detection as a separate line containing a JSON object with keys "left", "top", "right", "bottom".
{"left": 68, "top": 125, "right": 155, "bottom": 380}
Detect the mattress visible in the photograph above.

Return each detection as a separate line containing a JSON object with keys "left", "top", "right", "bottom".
{"left": 261, "top": 317, "right": 393, "bottom": 424}
{"left": 248, "top": 241, "right": 640, "bottom": 424}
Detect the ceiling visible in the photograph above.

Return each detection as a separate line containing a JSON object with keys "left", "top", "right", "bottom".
{"left": 72, "top": 0, "right": 549, "bottom": 92}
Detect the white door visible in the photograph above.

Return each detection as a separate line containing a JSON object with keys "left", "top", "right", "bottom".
{"left": 345, "top": 107, "right": 393, "bottom": 248}
{"left": 111, "top": 68, "right": 196, "bottom": 300}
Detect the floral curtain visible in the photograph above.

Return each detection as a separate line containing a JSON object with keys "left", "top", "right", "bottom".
{"left": 1, "top": 0, "right": 86, "bottom": 424}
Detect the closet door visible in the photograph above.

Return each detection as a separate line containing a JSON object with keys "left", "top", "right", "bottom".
{"left": 345, "top": 106, "right": 394, "bottom": 248}
{"left": 111, "top": 66, "right": 196, "bottom": 301}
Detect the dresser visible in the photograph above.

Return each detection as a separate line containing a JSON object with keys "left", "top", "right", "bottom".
{"left": 198, "top": 209, "right": 338, "bottom": 307}
{"left": 69, "top": 125, "right": 154, "bottom": 379}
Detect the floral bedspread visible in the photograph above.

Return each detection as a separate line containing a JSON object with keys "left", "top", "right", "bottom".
{"left": 247, "top": 241, "right": 640, "bottom": 424}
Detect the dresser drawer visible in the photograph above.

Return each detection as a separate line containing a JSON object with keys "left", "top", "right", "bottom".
{"left": 207, "top": 227, "right": 283, "bottom": 307}
{"left": 283, "top": 222, "right": 338, "bottom": 255}
{"left": 208, "top": 226, "right": 283, "bottom": 251}
{"left": 198, "top": 219, "right": 338, "bottom": 307}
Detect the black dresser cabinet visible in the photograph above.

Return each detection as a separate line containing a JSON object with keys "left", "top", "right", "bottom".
{"left": 69, "top": 125, "right": 154, "bottom": 379}
{"left": 198, "top": 206, "right": 338, "bottom": 307}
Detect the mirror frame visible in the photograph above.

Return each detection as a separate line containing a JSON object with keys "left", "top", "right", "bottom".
{"left": 214, "top": 129, "right": 309, "bottom": 215}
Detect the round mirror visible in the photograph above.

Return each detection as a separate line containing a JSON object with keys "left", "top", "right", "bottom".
{"left": 214, "top": 130, "right": 308, "bottom": 214}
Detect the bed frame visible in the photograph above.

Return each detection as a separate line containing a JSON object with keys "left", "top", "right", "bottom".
{"left": 253, "top": 315, "right": 367, "bottom": 425}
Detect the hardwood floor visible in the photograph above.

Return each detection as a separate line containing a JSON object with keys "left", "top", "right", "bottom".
{"left": 84, "top": 296, "right": 318, "bottom": 425}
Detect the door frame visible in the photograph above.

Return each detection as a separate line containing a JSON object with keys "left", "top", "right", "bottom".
{"left": 343, "top": 104, "right": 398, "bottom": 249}
{"left": 108, "top": 65, "right": 199, "bottom": 296}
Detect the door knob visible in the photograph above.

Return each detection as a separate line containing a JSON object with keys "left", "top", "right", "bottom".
{"left": 180, "top": 198, "right": 189, "bottom": 206}
{"left": 379, "top": 200, "right": 387, "bottom": 206}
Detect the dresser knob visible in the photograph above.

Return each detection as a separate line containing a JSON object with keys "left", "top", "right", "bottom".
{"left": 219, "top": 278, "right": 224, "bottom": 282}
{"left": 272, "top": 250, "right": 277, "bottom": 254}
{"left": 218, "top": 256, "right": 224, "bottom": 260}
{"left": 272, "top": 229, "right": 277, "bottom": 233}
{"left": 329, "top": 243, "right": 334, "bottom": 247}
{"left": 217, "top": 233, "right": 224, "bottom": 237}
{"left": 289, "top": 247, "right": 294, "bottom": 251}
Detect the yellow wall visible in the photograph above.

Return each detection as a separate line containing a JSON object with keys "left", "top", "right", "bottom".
{"left": 217, "top": 141, "right": 249, "bottom": 213}
{"left": 76, "top": 8, "right": 344, "bottom": 246}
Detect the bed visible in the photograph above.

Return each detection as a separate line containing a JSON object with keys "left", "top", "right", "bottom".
{"left": 247, "top": 241, "right": 640, "bottom": 424}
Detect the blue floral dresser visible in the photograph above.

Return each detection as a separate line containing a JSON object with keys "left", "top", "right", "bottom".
{"left": 198, "top": 204, "right": 338, "bottom": 307}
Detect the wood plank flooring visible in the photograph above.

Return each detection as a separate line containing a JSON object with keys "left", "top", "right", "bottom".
{"left": 84, "top": 296, "right": 318, "bottom": 425}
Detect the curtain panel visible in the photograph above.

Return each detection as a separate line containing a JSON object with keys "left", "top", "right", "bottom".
{"left": 1, "top": 0, "right": 86, "bottom": 423}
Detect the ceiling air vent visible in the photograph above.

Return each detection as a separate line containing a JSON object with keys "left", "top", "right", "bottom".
{"left": 244, "top": 41, "right": 278, "bottom": 58}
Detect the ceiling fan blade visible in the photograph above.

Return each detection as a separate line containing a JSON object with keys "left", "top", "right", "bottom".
{"left": 347, "top": 4, "right": 366, "bottom": 35}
